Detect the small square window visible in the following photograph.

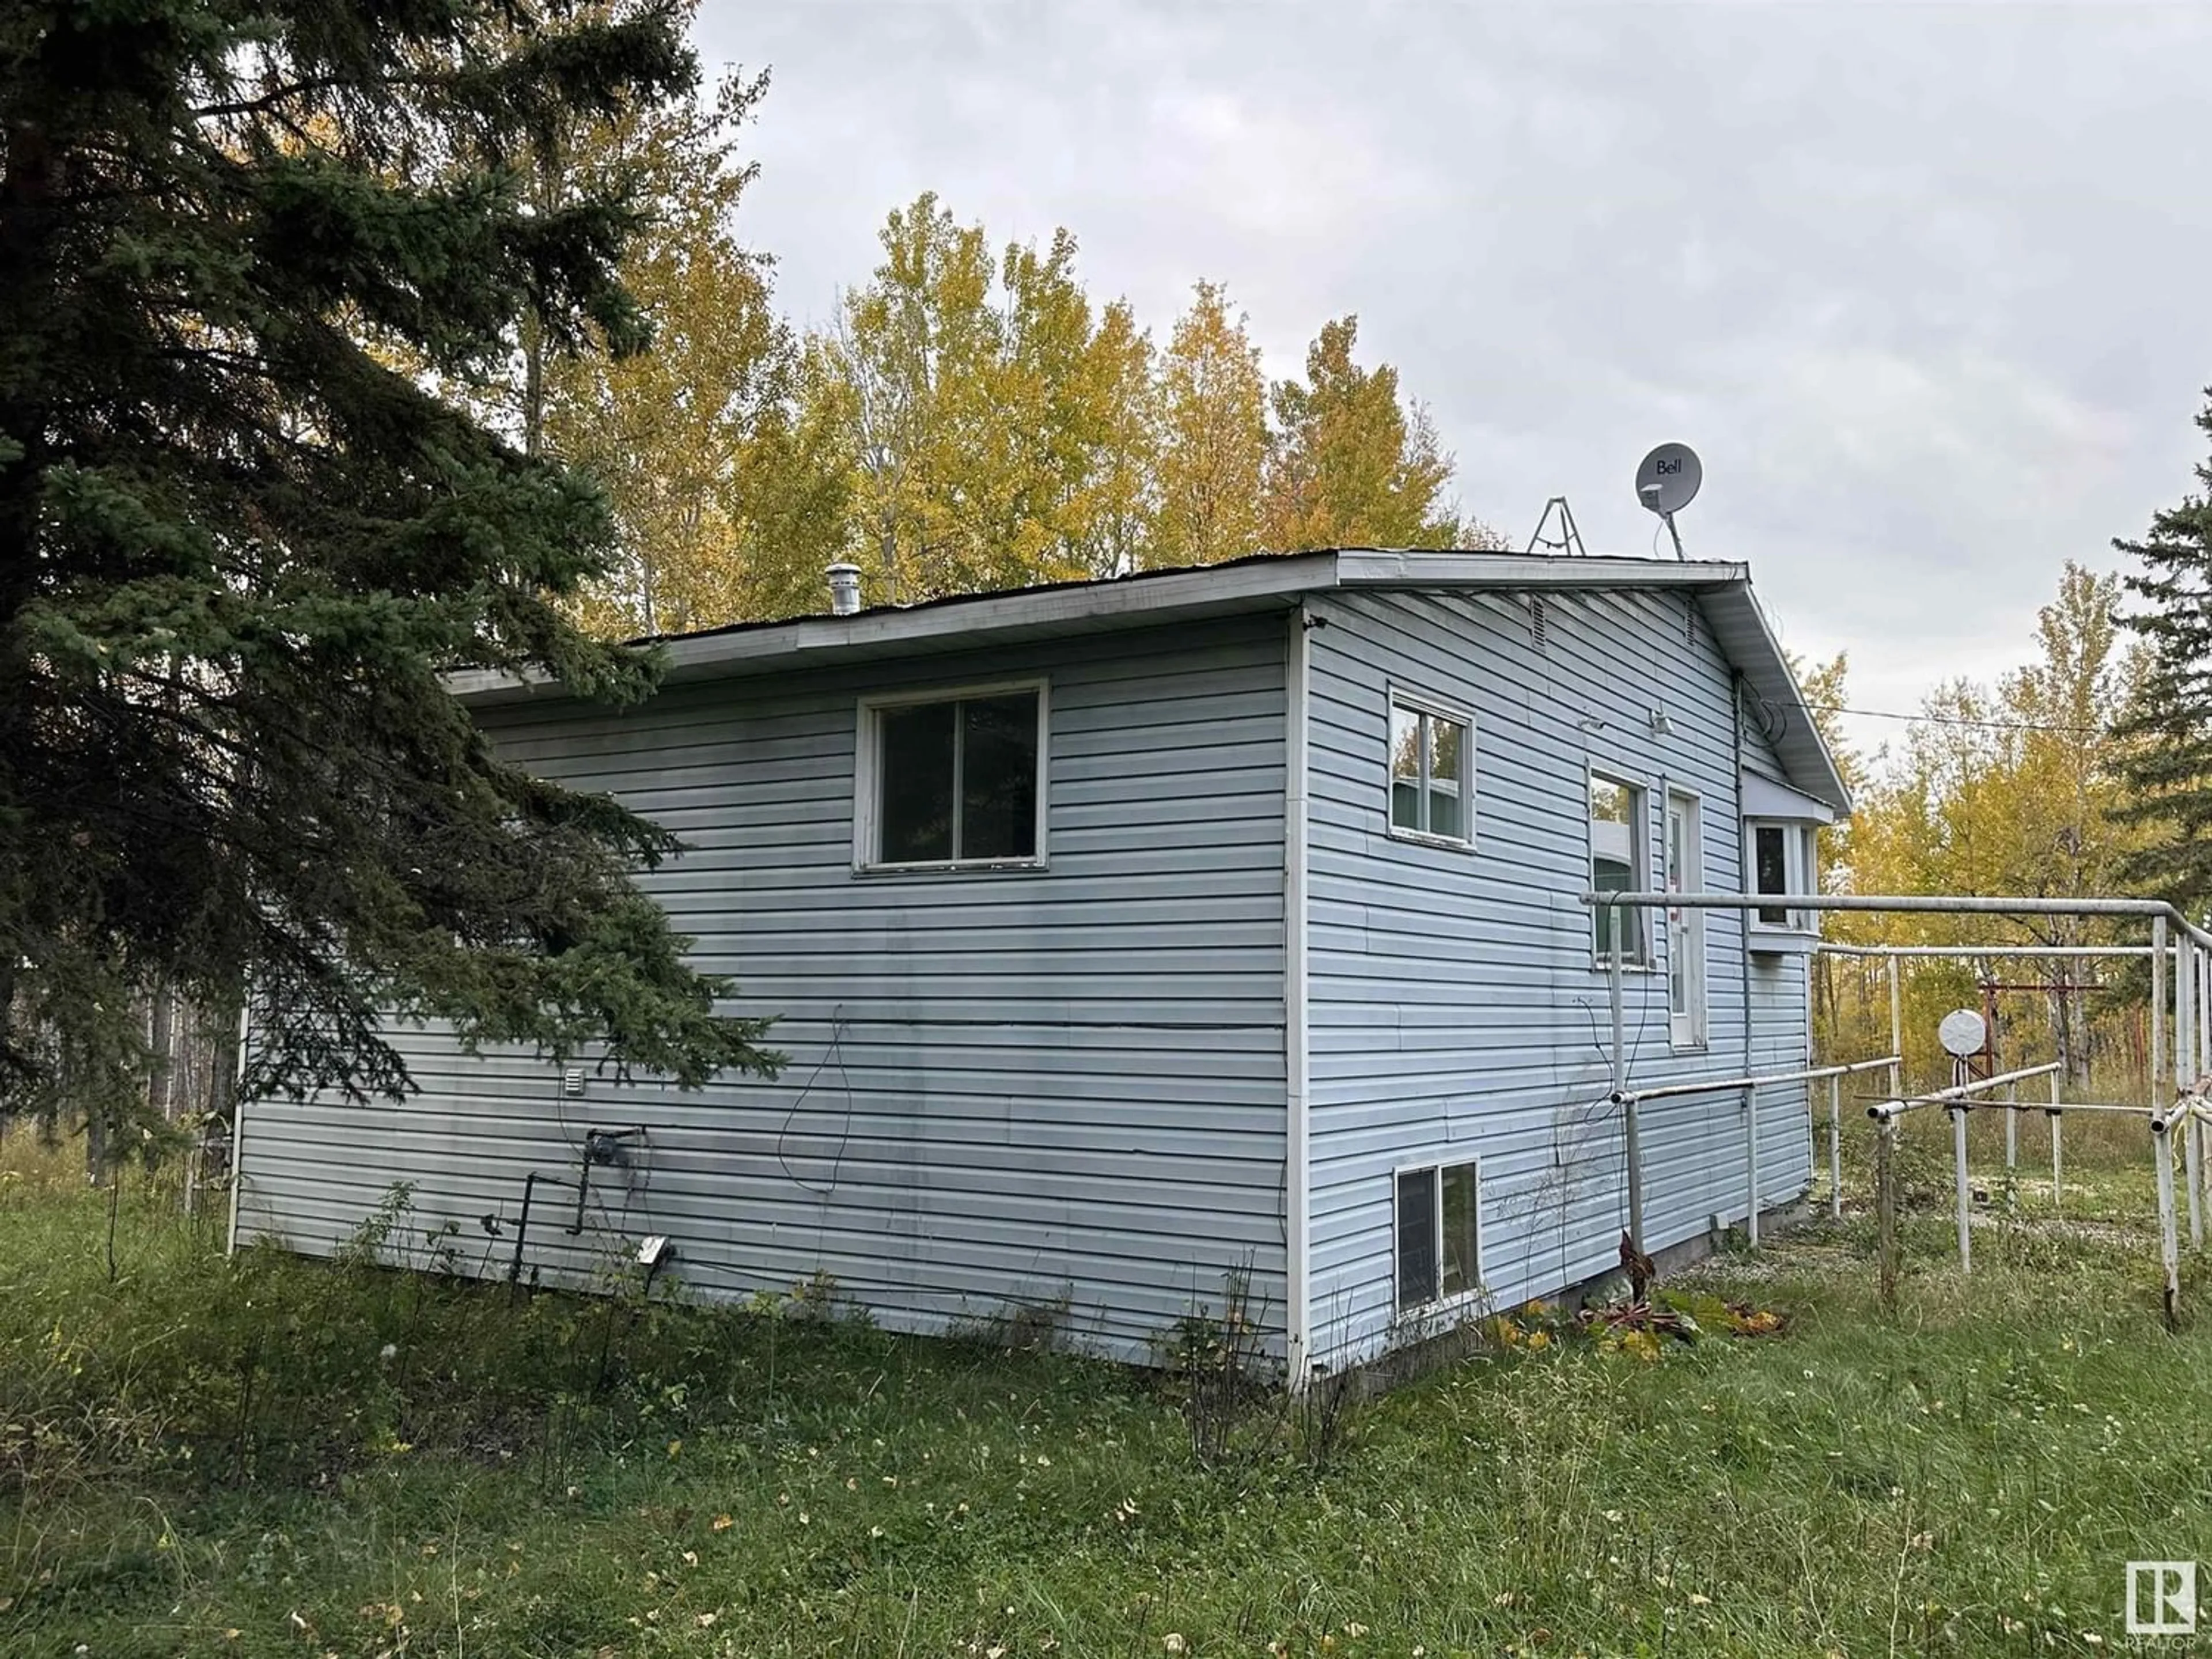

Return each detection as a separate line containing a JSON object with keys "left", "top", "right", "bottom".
{"left": 1388, "top": 696, "right": 1474, "bottom": 846}
{"left": 1747, "top": 819, "right": 1819, "bottom": 931}
{"left": 859, "top": 685, "right": 1044, "bottom": 870}
{"left": 1753, "top": 824, "right": 1789, "bottom": 925}
{"left": 1396, "top": 1158, "right": 1481, "bottom": 1311}
{"left": 1590, "top": 772, "right": 1649, "bottom": 964}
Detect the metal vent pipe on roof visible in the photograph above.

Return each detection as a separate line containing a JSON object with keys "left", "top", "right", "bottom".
{"left": 825, "top": 563, "right": 862, "bottom": 616}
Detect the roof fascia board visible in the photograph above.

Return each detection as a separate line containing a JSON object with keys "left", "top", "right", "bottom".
{"left": 449, "top": 552, "right": 1345, "bottom": 706}
{"left": 677, "top": 548, "right": 1334, "bottom": 666}
{"left": 1336, "top": 550, "right": 1747, "bottom": 589}
{"left": 446, "top": 550, "right": 1772, "bottom": 710}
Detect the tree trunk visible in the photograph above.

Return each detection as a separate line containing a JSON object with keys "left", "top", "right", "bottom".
{"left": 204, "top": 994, "right": 240, "bottom": 1128}
{"left": 146, "top": 977, "right": 176, "bottom": 1122}
{"left": 84, "top": 1094, "right": 105, "bottom": 1187}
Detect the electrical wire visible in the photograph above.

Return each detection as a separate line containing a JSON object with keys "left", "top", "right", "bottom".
{"left": 775, "top": 1007, "right": 856, "bottom": 1199}
{"left": 1810, "top": 702, "right": 2103, "bottom": 737}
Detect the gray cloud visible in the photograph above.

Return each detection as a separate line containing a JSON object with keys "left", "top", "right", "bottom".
{"left": 697, "top": 2, "right": 2212, "bottom": 755}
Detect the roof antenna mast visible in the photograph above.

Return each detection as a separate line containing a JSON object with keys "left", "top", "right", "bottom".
{"left": 1634, "top": 443, "right": 1702, "bottom": 560}
{"left": 1525, "top": 496, "right": 1588, "bottom": 558}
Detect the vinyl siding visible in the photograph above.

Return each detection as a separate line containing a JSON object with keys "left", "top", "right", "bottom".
{"left": 1302, "top": 587, "right": 1816, "bottom": 1364}
{"left": 237, "top": 615, "right": 1291, "bottom": 1363}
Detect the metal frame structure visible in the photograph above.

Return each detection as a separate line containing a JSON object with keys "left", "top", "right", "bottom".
{"left": 1586, "top": 889, "right": 2212, "bottom": 1320}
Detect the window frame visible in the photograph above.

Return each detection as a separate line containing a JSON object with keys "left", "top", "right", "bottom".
{"left": 1587, "top": 764, "right": 1653, "bottom": 969}
{"left": 1665, "top": 786, "right": 1709, "bottom": 1051}
{"left": 1393, "top": 1154, "right": 1484, "bottom": 1315}
{"left": 852, "top": 678, "right": 1051, "bottom": 874}
{"left": 1745, "top": 816, "right": 1819, "bottom": 932}
{"left": 1384, "top": 686, "right": 1476, "bottom": 850}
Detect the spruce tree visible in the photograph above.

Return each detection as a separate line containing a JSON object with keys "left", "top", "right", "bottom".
{"left": 2117, "top": 389, "right": 2212, "bottom": 911}
{"left": 0, "top": 0, "right": 780, "bottom": 1137}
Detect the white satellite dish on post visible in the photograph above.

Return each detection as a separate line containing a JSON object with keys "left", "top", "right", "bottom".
{"left": 1938, "top": 1008, "right": 1988, "bottom": 1060}
{"left": 1634, "top": 443, "right": 1702, "bottom": 559}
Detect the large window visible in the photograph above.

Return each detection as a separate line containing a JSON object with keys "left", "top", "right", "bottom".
{"left": 1396, "top": 1160, "right": 1480, "bottom": 1311}
{"left": 1666, "top": 790, "right": 1707, "bottom": 1049}
{"left": 1388, "top": 695, "right": 1474, "bottom": 846}
{"left": 857, "top": 684, "right": 1045, "bottom": 870}
{"left": 1590, "top": 772, "right": 1648, "bottom": 964}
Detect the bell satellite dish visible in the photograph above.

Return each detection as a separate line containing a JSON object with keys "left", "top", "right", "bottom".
{"left": 1938, "top": 1008, "right": 1988, "bottom": 1060}
{"left": 1634, "top": 442, "right": 1702, "bottom": 559}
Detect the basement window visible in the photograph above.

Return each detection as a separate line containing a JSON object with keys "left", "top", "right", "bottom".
{"left": 856, "top": 683, "right": 1047, "bottom": 871}
{"left": 1388, "top": 692, "right": 1474, "bottom": 847}
{"left": 1395, "top": 1159, "right": 1480, "bottom": 1311}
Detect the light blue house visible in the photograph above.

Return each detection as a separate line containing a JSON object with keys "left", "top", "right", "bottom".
{"left": 233, "top": 549, "right": 1849, "bottom": 1374}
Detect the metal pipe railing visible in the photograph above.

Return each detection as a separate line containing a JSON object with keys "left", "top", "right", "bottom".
{"left": 1608, "top": 1053, "right": 1900, "bottom": 1254}
{"left": 1611, "top": 1053, "right": 1899, "bottom": 1107}
{"left": 1586, "top": 889, "right": 2212, "bottom": 951}
{"left": 1863, "top": 1062, "right": 2064, "bottom": 1123}
{"left": 1820, "top": 942, "right": 2158, "bottom": 959}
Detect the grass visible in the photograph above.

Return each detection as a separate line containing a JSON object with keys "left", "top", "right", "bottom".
{"left": 7, "top": 1125, "right": 2212, "bottom": 1658}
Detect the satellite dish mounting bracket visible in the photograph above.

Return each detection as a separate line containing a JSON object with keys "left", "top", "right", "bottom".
{"left": 1525, "top": 495, "right": 1588, "bottom": 559}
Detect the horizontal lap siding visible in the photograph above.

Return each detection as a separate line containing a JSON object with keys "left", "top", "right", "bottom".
{"left": 1303, "top": 588, "right": 1813, "bottom": 1363}
{"left": 238, "top": 617, "right": 1290, "bottom": 1363}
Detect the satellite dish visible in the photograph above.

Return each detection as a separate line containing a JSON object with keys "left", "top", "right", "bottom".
{"left": 1938, "top": 1008, "right": 1988, "bottom": 1060}
{"left": 1635, "top": 443, "right": 1702, "bottom": 517}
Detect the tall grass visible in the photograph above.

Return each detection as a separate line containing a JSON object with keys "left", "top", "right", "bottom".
{"left": 7, "top": 1134, "right": 2212, "bottom": 1656}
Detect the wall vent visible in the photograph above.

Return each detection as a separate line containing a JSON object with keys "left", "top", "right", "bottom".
{"left": 1528, "top": 594, "right": 1549, "bottom": 653}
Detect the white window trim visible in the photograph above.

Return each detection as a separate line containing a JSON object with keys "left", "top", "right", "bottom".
{"left": 1744, "top": 817, "right": 1819, "bottom": 933}
{"left": 853, "top": 678, "right": 1050, "bottom": 874}
{"left": 1392, "top": 1153, "right": 1485, "bottom": 1316}
{"left": 1665, "top": 786, "right": 1709, "bottom": 1052}
{"left": 1384, "top": 685, "right": 1476, "bottom": 851}
{"left": 1587, "top": 763, "right": 1656, "bottom": 972}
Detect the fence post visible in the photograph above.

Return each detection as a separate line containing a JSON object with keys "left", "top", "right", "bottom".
{"left": 2190, "top": 1113, "right": 2206, "bottom": 1252}
{"left": 2155, "top": 1114, "right": 2181, "bottom": 1328}
{"left": 2004, "top": 1081, "right": 2018, "bottom": 1210}
{"left": 1623, "top": 1096, "right": 1645, "bottom": 1257}
{"left": 1888, "top": 959, "right": 1904, "bottom": 1101}
{"left": 2200, "top": 942, "right": 2211, "bottom": 1079}
{"left": 2049, "top": 1067, "right": 2064, "bottom": 1212}
{"left": 2153, "top": 915, "right": 2168, "bottom": 1119}
{"left": 2180, "top": 942, "right": 2202, "bottom": 1251}
{"left": 1828, "top": 1073, "right": 1843, "bottom": 1221}
{"left": 1950, "top": 1104, "right": 1972, "bottom": 1274}
{"left": 1612, "top": 932, "right": 1639, "bottom": 1255}
{"left": 1744, "top": 1084, "right": 1759, "bottom": 1247}
{"left": 1876, "top": 1111, "right": 1899, "bottom": 1310}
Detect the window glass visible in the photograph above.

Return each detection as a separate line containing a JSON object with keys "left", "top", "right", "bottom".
{"left": 959, "top": 695, "right": 1038, "bottom": 859}
{"left": 1427, "top": 717, "right": 1464, "bottom": 842}
{"left": 1440, "top": 1163, "right": 1479, "bottom": 1299}
{"left": 874, "top": 690, "right": 1039, "bottom": 865}
{"left": 1389, "top": 704, "right": 1423, "bottom": 833}
{"left": 1590, "top": 775, "right": 1644, "bottom": 961}
{"left": 1395, "top": 1167, "right": 1438, "bottom": 1309}
{"left": 878, "top": 702, "right": 957, "bottom": 862}
{"left": 1389, "top": 700, "right": 1471, "bottom": 843}
{"left": 1755, "top": 824, "right": 1789, "bottom": 925}
{"left": 1666, "top": 792, "right": 1706, "bottom": 1044}
{"left": 1668, "top": 804, "right": 1691, "bottom": 1017}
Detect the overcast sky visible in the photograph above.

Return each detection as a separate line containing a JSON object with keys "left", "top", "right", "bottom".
{"left": 695, "top": 2, "right": 2212, "bottom": 763}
